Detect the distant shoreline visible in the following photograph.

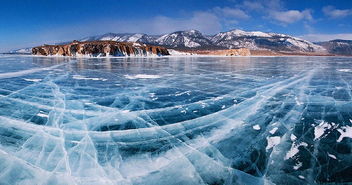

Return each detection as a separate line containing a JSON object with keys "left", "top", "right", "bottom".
{"left": 1, "top": 53, "right": 351, "bottom": 58}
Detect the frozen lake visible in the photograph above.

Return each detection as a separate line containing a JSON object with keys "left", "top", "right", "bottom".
{"left": 0, "top": 55, "right": 351, "bottom": 185}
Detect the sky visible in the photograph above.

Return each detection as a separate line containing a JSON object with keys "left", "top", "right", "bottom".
{"left": 1, "top": 0, "right": 352, "bottom": 52}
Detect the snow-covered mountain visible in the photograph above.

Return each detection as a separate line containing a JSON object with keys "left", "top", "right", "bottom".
{"left": 80, "top": 30, "right": 215, "bottom": 49}
{"left": 79, "top": 29, "right": 325, "bottom": 52}
{"left": 211, "top": 29, "right": 325, "bottom": 52}
{"left": 8, "top": 47, "right": 32, "bottom": 54}
{"left": 7, "top": 29, "right": 335, "bottom": 54}
{"left": 80, "top": 33, "right": 157, "bottom": 44}
{"left": 316, "top": 40, "right": 352, "bottom": 55}
{"left": 155, "top": 30, "right": 215, "bottom": 49}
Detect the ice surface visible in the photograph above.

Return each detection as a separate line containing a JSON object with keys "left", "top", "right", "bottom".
{"left": 0, "top": 56, "right": 351, "bottom": 184}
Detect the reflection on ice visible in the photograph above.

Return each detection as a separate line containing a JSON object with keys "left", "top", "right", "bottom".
{"left": 0, "top": 56, "right": 351, "bottom": 184}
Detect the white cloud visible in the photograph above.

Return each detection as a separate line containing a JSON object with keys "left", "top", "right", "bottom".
{"left": 107, "top": 12, "right": 222, "bottom": 35}
{"left": 213, "top": 7, "right": 250, "bottom": 19}
{"left": 300, "top": 33, "right": 352, "bottom": 42}
{"left": 269, "top": 9, "right": 313, "bottom": 24}
{"left": 241, "top": 0, "right": 313, "bottom": 24}
{"left": 149, "top": 12, "right": 222, "bottom": 34}
{"left": 242, "top": 1, "right": 264, "bottom": 10}
{"left": 322, "top": 6, "right": 352, "bottom": 19}
{"left": 242, "top": 0, "right": 282, "bottom": 11}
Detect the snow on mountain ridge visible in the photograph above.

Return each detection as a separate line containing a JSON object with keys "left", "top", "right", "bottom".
{"left": 222, "top": 29, "right": 273, "bottom": 38}
{"left": 155, "top": 30, "right": 213, "bottom": 48}
{"left": 127, "top": 34, "right": 144, "bottom": 42}
{"left": 80, "top": 33, "right": 154, "bottom": 44}
{"left": 211, "top": 29, "right": 325, "bottom": 52}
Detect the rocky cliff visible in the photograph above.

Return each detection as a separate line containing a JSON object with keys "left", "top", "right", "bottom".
{"left": 32, "top": 41, "right": 170, "bottom": 57}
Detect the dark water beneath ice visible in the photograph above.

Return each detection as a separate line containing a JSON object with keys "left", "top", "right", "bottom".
{"left": 0, "top": 55, "right": 351, "bottom": 185}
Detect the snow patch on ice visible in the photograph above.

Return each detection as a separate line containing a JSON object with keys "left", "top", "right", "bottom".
{"left": 269, "top": 127, "right": 278, "bottom": 134}
{"left": 72, "top": 75, "right": 107, "bottom": 81}
{"left": 253, "top": 124, "right": 261, "bottom": 130}
{"left": 285, "top": 142, "right": 308, "bottom": 160}
{"left": 36, "top": 112, "right": 48, "bottom": 118}
{"left": 293, "top": 161, "right": 302, "bottom": 170}
{"left": 295, "top": 96, "right": 303, "bottom": 105}
{"left": 314, "top": 121, "right": 331, "bottom": 140}
{"left": 337, "top": 126, "right": 352, "bottom": 142}
{"left": 328, "top": 153, "right": 337, "bottom": 159}
{"left": 337, "top": 69, "right": 352, "bottom": 72}
{"left": 23, "top": 78, "right": 42, "bottom": 82}
{"left": 266, "top": 136, "right": 281, "bottom": 150}
{"left": 252, "top": 125, "right": 260, "bottom": 130}
{"left": 124, "top": 74, "right": 161, "bottom": 79}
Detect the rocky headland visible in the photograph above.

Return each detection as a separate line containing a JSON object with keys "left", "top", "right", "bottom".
{"left": 32, "top": 40, "right": 170, "bottom": 57}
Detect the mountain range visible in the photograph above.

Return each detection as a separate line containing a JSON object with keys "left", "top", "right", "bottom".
{"left": 7, "top": 29, "right": 352, "bottom": 55}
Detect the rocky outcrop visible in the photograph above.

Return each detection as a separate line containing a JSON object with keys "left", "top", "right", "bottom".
{"left": 32, "top": 41, "right": 170, "bottom": 57}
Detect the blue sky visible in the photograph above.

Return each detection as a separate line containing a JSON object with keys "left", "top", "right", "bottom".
{"left": 1, "top": 0, "right": 352, "bottom": 52}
